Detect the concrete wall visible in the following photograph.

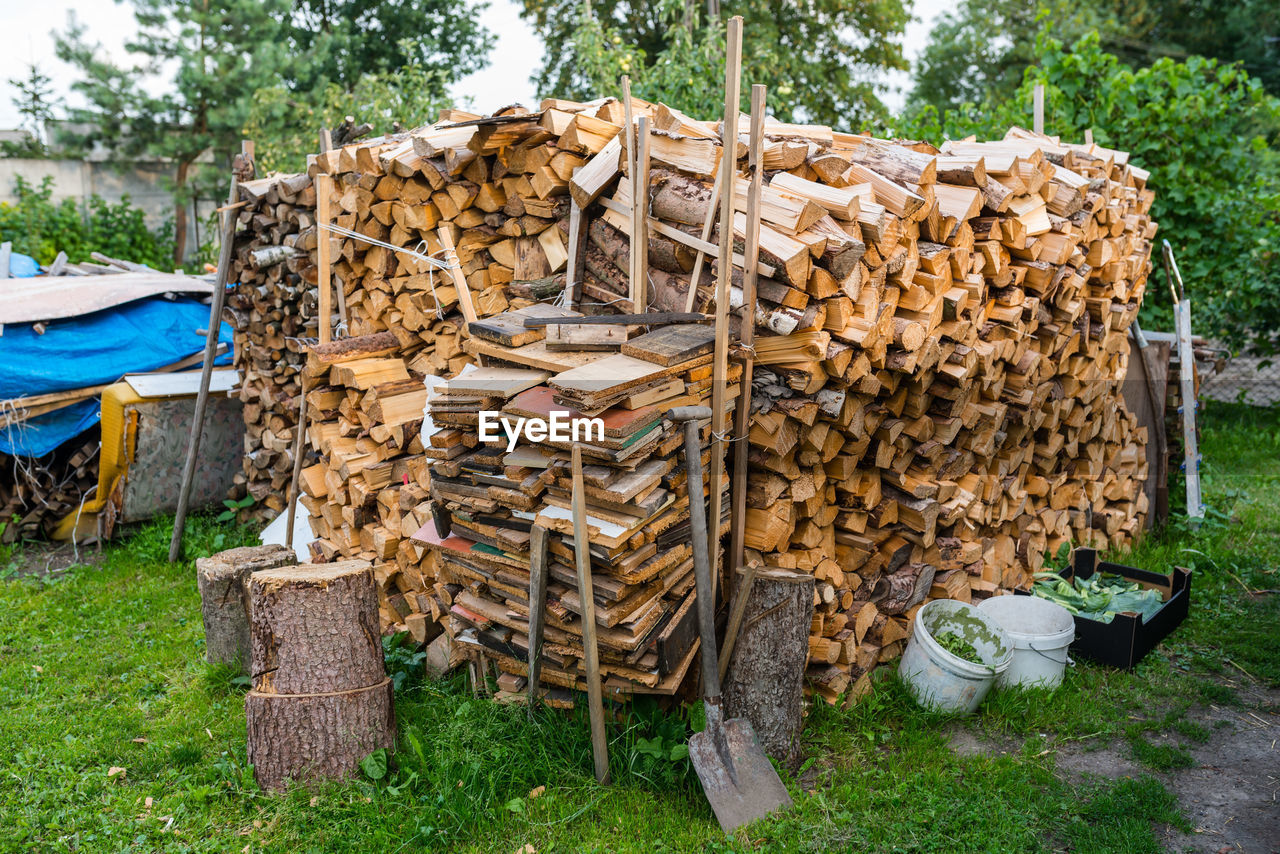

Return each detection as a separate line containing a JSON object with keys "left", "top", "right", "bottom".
{"left": 0, "top": 158, "right": 212, "bottom": 262}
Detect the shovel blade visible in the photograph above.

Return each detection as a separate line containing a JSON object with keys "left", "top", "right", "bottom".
{"left": 689, "top": 717, "right": 793, "bottom": 834}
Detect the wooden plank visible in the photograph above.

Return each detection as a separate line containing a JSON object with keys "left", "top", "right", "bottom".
{"left": 470, "top": 303, "right": 580, "bottom": 346}
{"left": 437, "top": 227, "right": 478, "bottom": 328}
{"left": 571, "top": 444, "right": 611, "bottom": 784}
{"left": 316, "top": 174, "right": 334, "bottom": 345}
{"left": 631, "top": 115, "right": 651, "bottom": 312}
{"left": 684, "top": 166, "right": 722, "bottom": 313}
{"left": 550, "top": 353, "right": 669, "bottom": 400}
{"left": 620, "top": 324, "right": 716, "bottom": 366}
{"left": 526, "top": 524, "right": 550, "bottom": 714}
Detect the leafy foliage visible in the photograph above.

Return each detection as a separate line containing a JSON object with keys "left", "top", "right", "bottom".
{"left": 244, "top": 62, "right": 455, "bottom": 174}
{"left": 287, "top": 0, "right": 492, "bottom": 93}
{"left": 520, "top": 0, "right": 911, "bottom": 126}
{"left": 54, "top": 0, "right": 293, "bottom": 262}
{"left": 898, "top": 33, "right": 1280, "bottom": 355}
{"left": 0, "top": 176, "right": 175, "bottom": 268}
{"left": 382, "top": 632, "right": 428, "bottom": 692}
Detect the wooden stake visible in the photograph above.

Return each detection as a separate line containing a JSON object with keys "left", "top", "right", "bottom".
{"left": 683, "top": 167, "right": 723, "bottom": 313}
{"left": 1033, "top": 83, "right": 1045, "bottom": 135}
{"left": 707, "top": 15, "right": 743, "bottom": 594}
{"left": 168, "top": 163, "right": 241, "bottom": 563}
{"left": 631, "top": 115, "right": 651, "bottom": 311}
{"left": 718, "top": 563, "right": 759, "bottom": 682}
{"left": 728, "top": 84, "right": 766, "bottom": 581}
{"left": 284, "top": 373, "right": 310, "bottom": 551}
{"left": 316, "top": 174, "right": 334, "bottom": 345}
{"left": 437, "top": 227, "right": 478, "bottom": 329}
{"left": 571, "top": 445, "right": 611, "bottom": 784}
{"left": 526, "top": 523, "right": 550, "bottom": 716}
{"left": 566, "top": 193, "right": 587, "bottom": 310}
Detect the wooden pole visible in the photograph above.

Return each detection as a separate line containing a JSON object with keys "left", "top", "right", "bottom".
{"left": 683, "top": 167, "right": 722, "bottom": 313}
{"left": 631, "top": 116, "right": 651, "bottom": 311}
{"left": 437, "top": 227, "right": 478, "bottom": 329}
{"left": 566, "top": 192, "right": 586, "bottom": 310}
{"left": 316, "top": 173, "right": 334, "bottom": 345}
{"left": 707, "top": 15, "right": 743, "bottom": 595}
{"left": 1033, "top": 83, "right": 1045, "bottom": 135}
{"left": 168, "top": 160, "right": 242, "bottom": 563}
{"left": 526, "top": 524, "right": 550, "bottom": 716}
{"left": 728, "top": 83, "right": 766, "bottom": 582}
{"left": 571, "top": 445, "right": 610, "bottom": 784}
{"left": 284, "top": 373, "right": 309, "bottom": 551}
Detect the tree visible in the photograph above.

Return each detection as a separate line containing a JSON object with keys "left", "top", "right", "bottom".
{"left": 909, "top": 0, "right": 1107, "bottom": 115}
{"left": 520, "top": 0, "right": 912, "bottom": 126}
{"left": 245, "top": 61, "right": 456, "bottom": 173}
{"left": 287, "top": 0, "right": 493, "bottom": 93}
{"left": 7, "top": 63, "right": 58, "bottom": 151}
{"left": 55, "top": 1, "right": 292, "bottom": 264}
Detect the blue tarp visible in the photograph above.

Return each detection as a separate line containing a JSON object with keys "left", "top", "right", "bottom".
{"left": 0, "top": 295, "right": 233, "bottom": 456}
{"left": 6, "top": 251, "right": 39, "bottom": 277}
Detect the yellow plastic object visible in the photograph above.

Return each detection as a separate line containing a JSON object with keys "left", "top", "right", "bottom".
{"left": 51, "top": 383, "right": 144, "bottom": 541}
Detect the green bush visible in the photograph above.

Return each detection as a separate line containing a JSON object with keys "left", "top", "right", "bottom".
{"left": 893, "top": 33, "right": 1280, "bottom": 356}
{"left": 0, "top": 175, "right": 175, "bottom": 269}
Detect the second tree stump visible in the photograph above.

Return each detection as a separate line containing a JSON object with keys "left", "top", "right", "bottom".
{"left": 245, "top": 561, "right": 394, "bottom": 791}
{"left": 196, "top": 544, "right": 296, "bottom": 671}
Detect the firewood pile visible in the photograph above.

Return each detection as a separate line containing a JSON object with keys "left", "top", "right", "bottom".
{"left": 292, "top": 97, "right": 1155, "bottom": 704}
{"left": 225, "top": 173, "right": 319, "bottom": 519}
{"left": 596, "top": 116, "right": 1155, "bottom": 702}
{"left": 0, "top": 438, "right": 99, "bottom": 543}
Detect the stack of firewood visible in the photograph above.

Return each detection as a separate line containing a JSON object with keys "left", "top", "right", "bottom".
{"left": 225, "top": 173, "right": 319, "bottom": 519}
{"left": 0, "top": 437, "right": 100, "bottom": 543}
{"left": 568, "top": 113, "right": 1154, "bottom": 701}
{"left": 296, "top": 103, "right": 631, "bottom": 637}
{"left": 295, "top": 98, "right": 1155, "bottom": 705}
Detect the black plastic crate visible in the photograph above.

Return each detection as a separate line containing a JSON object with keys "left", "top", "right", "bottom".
{"left": 1017, "top": 547, "right": 1192, "bottom": 669}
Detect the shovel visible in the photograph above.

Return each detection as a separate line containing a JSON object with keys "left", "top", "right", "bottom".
{"left": 668, "top": 405, "right": 793, "bottom": 833}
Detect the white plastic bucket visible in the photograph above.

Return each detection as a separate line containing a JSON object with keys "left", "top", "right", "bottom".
{"left": 977, "top": 595, "right": 1076, "bottom": 690}
{"left": 898, "top": 599, "right": 1014, "bottom": 714}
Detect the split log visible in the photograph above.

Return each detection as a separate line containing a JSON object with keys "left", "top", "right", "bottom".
{"left": 722, "top": 566, "right": 814, "bottom": 769}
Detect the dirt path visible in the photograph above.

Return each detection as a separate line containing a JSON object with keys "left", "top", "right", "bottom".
{"left": 949, "top": 687, "right": 1280, "bottom": 853}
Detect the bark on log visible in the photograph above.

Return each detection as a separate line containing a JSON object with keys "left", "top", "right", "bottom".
{"left": 249, "top": 561, "right": 383, "bottom": 695}
{"left": 722, "top": 566, "right": 814, "bottom": 770}
{"left": 872, "top": 563, "right": 937, "bottom": 615}
{"left": 196, "top": 545, "right": 296, "bottom": 671}
{"left": 246, "top": 679, "right": 395, "bottom": 791}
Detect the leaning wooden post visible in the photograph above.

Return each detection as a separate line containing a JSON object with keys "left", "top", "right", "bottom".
{"left": 284, "top": 372, "right": 309, "bottom": 551}
{"left": 245, "top": 561, "right": 395, "bottom": 791}
{"left": 631, "top": 115, "right": 651, "bottom": 311}
{"left": 316, "top": 173, "right": 334, "bottom": 345}
{"left": 1033, "top": 83, "right": 1045, "bottom": 135}
{"left": 571, "top": 445, "right": 610, "bottom": 785}
{"left": 168, "top": 155, "right": 242, "bottom": 563}
{"left": 728, "top": 83, "right": 766, "bottom": 580}
{"left": 707, "top": 15, "right": 743, "bottom": 595}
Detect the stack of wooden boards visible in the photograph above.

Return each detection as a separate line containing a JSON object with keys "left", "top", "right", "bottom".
{"left": 292, "top": 99, "right": 1157, "bottom": 706}
{"left": 226, "top": 172, "right": 319, "bottom": 519}
{"left": 412, "top": 311, "right": 733, "bottom": 702}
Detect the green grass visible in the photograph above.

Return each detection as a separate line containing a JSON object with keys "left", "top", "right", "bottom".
{"left": 0, "top": 400, "right": 1276, "bottom": 852}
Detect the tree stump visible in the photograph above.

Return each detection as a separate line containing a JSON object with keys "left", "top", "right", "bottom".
{"left": 245, "top": 561, "right": 394, "bottom": 791}
{"left": 722, "top": 566, "right": 814, "bottom": 770}
{"left": 196, "top": 544, "right": 296, "bottom": 671}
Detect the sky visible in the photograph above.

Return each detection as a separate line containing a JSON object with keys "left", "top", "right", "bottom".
{"left": 0, "top": 0, "right": 950, "bottom": 130}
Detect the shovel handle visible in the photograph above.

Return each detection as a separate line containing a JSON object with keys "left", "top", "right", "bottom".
{"left": 683, "top": 419, "right": 722, "bottom": 700}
